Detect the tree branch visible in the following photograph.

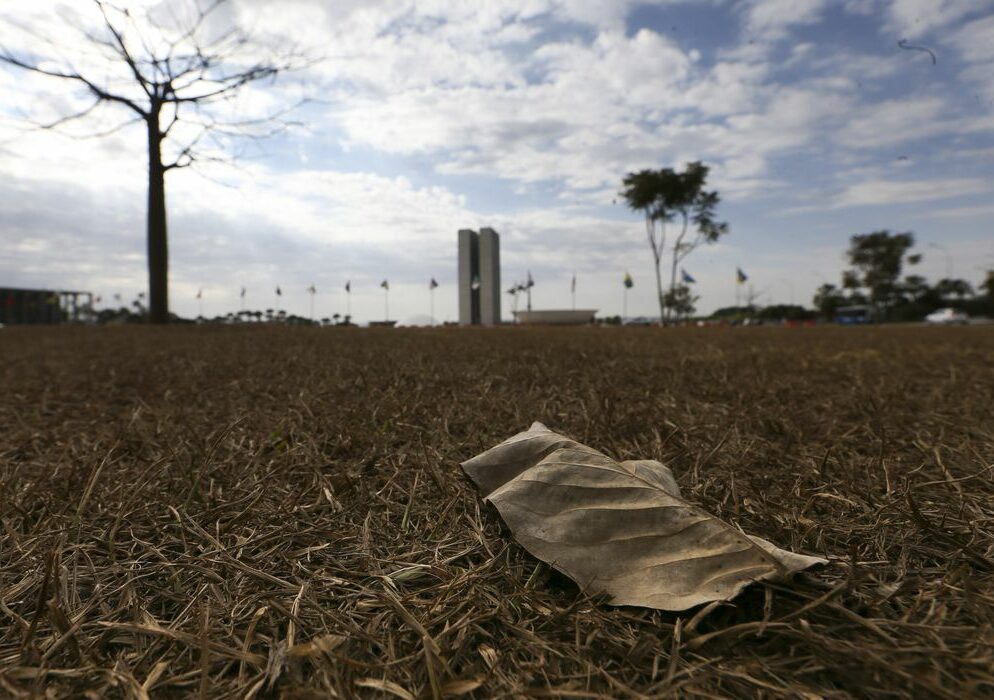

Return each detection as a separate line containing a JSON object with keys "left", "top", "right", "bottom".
{"left": 94, "top": 0, "right": 153, "bottom": 98}
{"left": 0, "top": 51, "right": 148, "bottom": 117}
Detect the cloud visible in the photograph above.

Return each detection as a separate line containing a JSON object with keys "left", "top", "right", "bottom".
{"left": 742, "top": 0, "right": 828, "bottom": 40}
{"left": 825, "top": 177, "right": 990, "bottom": 209}
{"left": 885, "top": 0, "right": 989, "bottom": 39}
{"left": 2, "top": 0, "right": 993, "bottom": 320}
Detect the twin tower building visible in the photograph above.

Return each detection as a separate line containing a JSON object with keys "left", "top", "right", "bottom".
{"left": 457, "top": 228, "right": 501, "bottom": 325}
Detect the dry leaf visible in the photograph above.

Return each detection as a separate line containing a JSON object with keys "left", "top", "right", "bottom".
{"left": 462, "top": 422, "right": 826, "bottom": 611}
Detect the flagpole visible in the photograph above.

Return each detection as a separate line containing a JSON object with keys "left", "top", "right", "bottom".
{"left": 309, "top": 293, "right": 315, "bottom": 322}
{"left": 430, "top": 287, "right": 435, "bottom": 325}
{"left": 623, "top": 287, "right": 628, "bottom": 319}
{"left": 571, "top": 271, "right": 576, "bottom": 311}
{"left": 385, "top": 287, "right": 389, "bottom": 321}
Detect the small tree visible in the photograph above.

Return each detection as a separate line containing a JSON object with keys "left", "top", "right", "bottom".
{"left": 982, "top": 271, "right": 994, "bottom": 300}
{"left": 1, "top": 1, "right": 308, "bottom": 323}
{"left": 662, "top": 285, "right": 698, "bottom": 320}
{"left": 620, "top": 162, "right": 728, "bottom": 322}
{"left": 844, "top": 230, "right": 918, "bottom": 311}
{"left": 813, "top": 283, "right": 846, "bottom": 318}
{"left": 934, "top": 278, "right": 974, "bottom": 300}
{"left": 900, "top": 275, "right": 936, "bottom": 305}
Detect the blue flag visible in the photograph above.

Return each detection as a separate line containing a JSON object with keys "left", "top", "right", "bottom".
{"left": 681, "top": 268, "right": 696, "bottom": 284}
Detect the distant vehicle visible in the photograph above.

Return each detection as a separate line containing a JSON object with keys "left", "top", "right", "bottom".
{"left": 623, "top": 316, "right": 654, "bottom": 326}
{"left": 835, "top": 305, "right": 871, "bottom": 324}
{"left": 925, "top": 307, "right": 969, "bottom": 325}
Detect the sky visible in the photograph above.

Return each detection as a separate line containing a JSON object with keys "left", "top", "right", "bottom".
{"left": 1, "top": 0, "right": 993, "bottom": 323}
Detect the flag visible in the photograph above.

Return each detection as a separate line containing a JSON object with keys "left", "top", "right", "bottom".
{"left": 345, "top": 281, "right": 351, "bottom": 293}
{"left": 240, "top": 286, "right": 246, "bottom": 298}
{"left": 571, "top": 272, "right": 576, "bottom": 294}
{"left": 380, "top": 279, "right": 389, "bottom": 290}
{"left": 113, "top": 293, "right": 122, "bottom": 302}
{"left": 196, "top": 288, "right": 202, "bottom": 299}
{"left": 526, "top": 271, "right": 535, "bottom": 288}
{"left": 276, "top": 286, "right": 282, "bottom": 296}
{"left": 624, "top": 272, "right": 634, "bottom": 289}
{"left": 681, "top": 268, "right": 696, "bottom": 284}
{"left": 736, "top": 267, "right": 748, "bottom": 284}
{"left": 471, "top": 275, "right": 481, "bottom": 291}
{"left": 307, "top": 284, "right": 316, "bottom": 294}
{"left": 430, "top": 277, "right": 439, "bottom": 289}
{"left": 94, "top": 295, "right": 102, "bottom": 304}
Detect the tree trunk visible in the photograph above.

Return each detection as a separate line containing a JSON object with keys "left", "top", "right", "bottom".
{"left": 653, "top": 252, "right": 666, "bottom": 322}
{"left": 647, "top": 214, "right": 666, "bottom": 322}
{"left": 147, "top": 102, "right": 168, "bottom": 324}
{"left": 666, "top": 214, "right": 688, "bottom": 325}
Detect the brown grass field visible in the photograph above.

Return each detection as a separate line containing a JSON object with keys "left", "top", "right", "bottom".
{"left": 1, "top": 325, "right": 993, "bottom": 698}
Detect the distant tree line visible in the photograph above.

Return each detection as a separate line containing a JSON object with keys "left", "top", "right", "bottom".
{"left": 813, "top": 230, "right": 993, "bottom": 321}
{"left": 94, "top": 303, "right": 353, "bottom": 326}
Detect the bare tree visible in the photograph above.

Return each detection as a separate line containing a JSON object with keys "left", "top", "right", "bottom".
{"left": 1, "top": 1, "right": 308, "bottom": 323}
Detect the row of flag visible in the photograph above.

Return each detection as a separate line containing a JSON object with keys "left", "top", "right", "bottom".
{"left": 619, "top": 267, "right": 749, "bottom": 288}
{"left": 101, "top": 266, "right": 751, "bottom": 305}
{"left": 189, "top": 265, "right": 750, "bottom": 298}
{"left": 191, "top": 278, "right": 445, "bottom": 299}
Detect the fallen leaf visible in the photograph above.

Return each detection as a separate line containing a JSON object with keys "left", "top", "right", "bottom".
{"left": 462, "top": 422, "right": 826, "bottom": 611}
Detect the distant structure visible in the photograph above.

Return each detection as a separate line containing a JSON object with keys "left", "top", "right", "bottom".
{"left": 458, "top": 228, "right": 501, "bottom": 325}
{"left": 1, "top": 287, "right": 93, "bottom": 325}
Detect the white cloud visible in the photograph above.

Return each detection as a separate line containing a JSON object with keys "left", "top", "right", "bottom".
{"left": 2, "top": 0, "right": 993, "bottom": 320}
{"left": 829, "top": 177, "right": 990, "bottom": 208}
{"left": 836, "top": 96, "right": 952, "bottom": 148}
{"left": 743, "top": 0, "right": 828, "bottom": 39}
{"left": 885, "top": 0, "right": 988, "bottom": 39}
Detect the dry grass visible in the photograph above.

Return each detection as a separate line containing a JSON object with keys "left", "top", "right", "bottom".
{"left": 1, "top": 324, "right": 993, "bottom": 698}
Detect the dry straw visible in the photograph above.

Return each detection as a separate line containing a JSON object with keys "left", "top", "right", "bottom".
{"left": 1, "top": 325, "right": 992, "bottom": 697}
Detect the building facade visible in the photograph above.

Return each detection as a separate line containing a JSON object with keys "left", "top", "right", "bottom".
{"left": 457, "top": 228, "right": 501, "bottom": 325}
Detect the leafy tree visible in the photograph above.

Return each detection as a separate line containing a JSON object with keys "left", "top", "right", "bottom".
{"left": 982, "top": 271, "right": 994, "bottom": 300}
{"left": 934, "top": 278, "right": 974, "bottom": 300}
{"left": 844, "top": 230, "right": 918, "bottom": 310}
{"left": 0, "top": 1, "right": 307, "bottom": 323}
{"left": 662, "top": 284, "right": 698, "bottom": 320}
{"left": 620, "top": 162, "right": 728, "bottom": 322}
{"left": 757, "top": 304, "right": 815, "bottom": 322}
{"left": 813, "top": 283, "right": 846, "bottom": 318}
{"left": 900, "top": 275, "right": 933, "bottom": 304}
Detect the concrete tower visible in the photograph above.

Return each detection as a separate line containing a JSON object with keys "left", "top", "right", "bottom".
{"left": 458, "top": 228, "right": 501, "bottom": 325}
{"left": 478, "top": 228, "right": 501, "bottom": 325}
